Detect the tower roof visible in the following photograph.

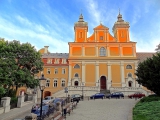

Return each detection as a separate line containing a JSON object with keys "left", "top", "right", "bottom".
{"left": 74, "top": 13, "right": 88, "bottom": 28}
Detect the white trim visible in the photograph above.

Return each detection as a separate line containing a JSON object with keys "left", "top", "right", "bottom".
{"left": 53, "top": 79, "right": 58, "bottom": 87}
{"left": 82, "top": 63, "right": 85, "bottom": 84}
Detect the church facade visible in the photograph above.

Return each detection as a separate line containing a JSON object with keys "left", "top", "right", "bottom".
{"left": 68, "top": 13, "right": 138, "bottom": 90}
{"left": 31, "top": 12, "right": 154, "bottom": 98}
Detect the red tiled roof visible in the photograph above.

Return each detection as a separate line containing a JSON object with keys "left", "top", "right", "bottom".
{"left": 136, "top": 52, "right": 156, "bottom": 63}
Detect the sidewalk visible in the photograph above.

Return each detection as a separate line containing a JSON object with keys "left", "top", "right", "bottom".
{"left": 0, "top": 101, "right": 35, "bottom": 120}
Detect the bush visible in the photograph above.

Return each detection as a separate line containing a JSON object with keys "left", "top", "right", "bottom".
{"left": 10, "top": 97, "right": 18, "bottom": 104}
{"left": 140, "top": 95, "right": 160, "bottom": 103}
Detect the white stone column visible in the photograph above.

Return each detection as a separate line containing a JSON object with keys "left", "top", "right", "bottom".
{"left": 82, "top": 63, "right": 85, "bottom": 86}
{"left": 135, "top": 62, "right": 139, "bottom": 87}
{"left": 107, "top": 45, "right": 110, "bottom": 56}
{"left": 107, "top": 62, "right": 112, "bottom": 89}
{"left": 133, "top": 45, "right": 136, "bottom": 57}
{"left": 68, "top": 64, "right": 72, "bottom": 86}
{"left": 95, "top": 62, "right": 99, "bottom": 86}
{"left": 1, "top": 97, "right": 11, "bottom": 113}
{"left": 120, "top": 62, "right": 125, "bottom": 87}
{"left": 120, "top": 45, "right": 123, "bottom": 57}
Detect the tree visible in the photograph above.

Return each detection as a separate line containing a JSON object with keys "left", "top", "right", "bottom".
{"left": 155, "top": 43, "right": 160, "bottom": 53}
{"left": 0, "top": 38, "right": 43, "bottom": 96}
{"left": 135, "top": 53, "right": 160, "bottom": 95}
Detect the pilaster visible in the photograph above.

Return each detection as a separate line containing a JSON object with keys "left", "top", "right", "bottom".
{"left": 120, "top": 62, "right": 125, "bottom": 87}
{"left": 82, "top": 62, "right": 85, "bottom": 85}
{"left": 68, "top": 64, "right": 72, "bottom": 86}
{"left": 95, "top": 62, "right": 99, "bottom": 87}
{"left": 96, "top": 45, "right": 98, "bottom": 57}
{"left": 107, "top": 62, "right": 112, "bottom": 89}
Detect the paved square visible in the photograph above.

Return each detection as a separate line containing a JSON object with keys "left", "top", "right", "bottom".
{"left": 66, "top": 99, "right": 136, "bottom": 120}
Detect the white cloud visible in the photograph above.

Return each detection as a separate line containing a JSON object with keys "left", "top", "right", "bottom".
{"left": 0, "top": 16, "right": 69, "bottom": 53}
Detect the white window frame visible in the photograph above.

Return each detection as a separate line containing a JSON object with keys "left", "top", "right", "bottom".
{"left": 128, "top": 73, "right": 132, "bottom": 78}
{"left": 126, "top": 65, "right": 132, "bottom": 69}
{"left": 47, "top": 59, "right": 52, "bottom": 64}
{"left": 99, "top": 47, "right": 106, "bottom": 56}
{"left": 62, "top": 68, "right": 65, "bottom": 74}
{"left": 53, "top": 79, "right": 58, "bottom": 87}
{"left": 61, "top": 79, "right": 65, "bottom": 87}
{"left": 74, "top": 64, "right": 80, "bottom": 69}
{"left": 62, "top": 59, "right": 66, "bottom": 64}
{"left": 74, "top": 73, "right": 79, "bottom": 77}
{"left": 46, "top": 79, "right": 50, "bottom": 87}
{"left": 54, "top": 68, "right": 58, "bottom": 74}
{"left": 47, "top": 68, "right": 51, "bottom": 74}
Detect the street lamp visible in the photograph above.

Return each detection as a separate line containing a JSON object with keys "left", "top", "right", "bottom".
{"left": 81, "top": 82, "right": 84, "bottom": 101}
{"left": 39, "top": 74, "right": 46, "bottom": 120}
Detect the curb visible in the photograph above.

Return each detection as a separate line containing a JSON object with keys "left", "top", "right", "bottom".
{"left": 127, "top": 99, "right": 140, "bottom": 120}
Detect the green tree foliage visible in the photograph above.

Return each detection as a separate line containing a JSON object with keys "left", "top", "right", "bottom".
{"left": 0, "top": 38, "right": 43, "bottom": 96}
{"left": 135, "top": 53, "right": 160, "bottom": 95}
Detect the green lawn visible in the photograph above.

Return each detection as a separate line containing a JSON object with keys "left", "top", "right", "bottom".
{"left": 133, "top": 96, "right": 160, "bottom": 120}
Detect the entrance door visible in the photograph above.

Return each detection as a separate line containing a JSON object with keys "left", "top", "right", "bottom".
{"left": 74, "top": 81, "right": 78, "bottom": 86}
{"left": 44, "top": 91, "right": 51, "bottom": 98}
{"left": 100, "top": 76, "right": 107, "bottom": 90}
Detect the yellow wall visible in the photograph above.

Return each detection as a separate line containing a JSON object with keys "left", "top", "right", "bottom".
{"left": 72, "top": 47, "right": 82, "bottom": 56}
{"left": 85, "top": 64, "right": 95, "bottom": 86}
{"left": 111, "top": 65, "right": 121, "bottom": 87}
{"left": 99, "top": 63, "right": 108, "bottom": 77}
{"left": 85, "top": 47, "right": 96, "bottom": 56}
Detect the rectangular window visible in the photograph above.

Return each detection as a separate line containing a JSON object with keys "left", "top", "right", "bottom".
{"left": 47, "top": 59, "right": 52, "bottom": 64}
{"left": 62, "top": 59, "right": 66, "bottom": 64}
{"left": 100, "top": 36, "right": 103, "bottom": 40}
{"left": 54, "top": 59, "right": 59, "bottom": 64}
{"left": 47, "top": 68, "right": 50, "bottom": 74}
{"left": 54, "top": 68, "right": 58, "bottom": 74}
{"left": 61, "top": 80, "right": 65, "bottom": 87}
{"left": 54, "top": 80, "right": 58, "bottom": 87}
{"left": 46, "top": 80, "right": 50, "bottom": 87}
{"left": 62, "top": 68, "right": 65, "bottom": 74}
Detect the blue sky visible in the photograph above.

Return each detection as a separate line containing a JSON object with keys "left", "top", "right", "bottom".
{"left": 0, "top": 0, "right": 160, "bottom": 53}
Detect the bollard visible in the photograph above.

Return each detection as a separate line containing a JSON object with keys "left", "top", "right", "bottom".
{"left": 63, "top": 108, "right": 67, "bottom": 118}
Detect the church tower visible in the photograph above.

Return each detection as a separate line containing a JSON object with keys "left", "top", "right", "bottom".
{"left": 74, "top": 14, "right": 88, "bottom": 42}
{"left": 112, "top": 11, "right": 130, "bottom": 42}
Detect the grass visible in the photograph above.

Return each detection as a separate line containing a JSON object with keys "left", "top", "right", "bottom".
{"left": 133, "top": 95, "right": 160, "bottom": 120}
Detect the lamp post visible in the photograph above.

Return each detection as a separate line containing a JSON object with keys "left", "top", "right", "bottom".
{"left": 81, "top": 82, "right": 84, "bottom": 101}
{"left": 39, "top": 74, "right": 46, "bottom": 120}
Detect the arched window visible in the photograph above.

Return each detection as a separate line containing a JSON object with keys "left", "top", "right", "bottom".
{"left": 74, "top": 64, "right": 80, "bottom": 69}
{"left": 128, "top": 73, "right": 132, "bottom": 78}
{"left": 99, "top": 47, "right": 106, "bottom": 56}
{"left": 126, "top": 65, "right": 132, "bottom": 69}
{"left": 74, "top": 73, "right": 79, "bottom": 77}
{"left": 61, "top": 80, "right": 65, "bottom": 87}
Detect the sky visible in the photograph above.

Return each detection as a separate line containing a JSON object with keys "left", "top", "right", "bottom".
{"left": 0, "top": 0, "right": 160, "bottom": 53}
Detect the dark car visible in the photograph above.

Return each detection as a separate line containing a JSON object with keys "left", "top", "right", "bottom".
{"left": 128, "top": 92, "right": 145, "bottom": 99}
{"left": 52, "top": 98, "right": 64, "bottom": 106}
{"left": 90, "top": 93, "right": 105, "bottom": 99}
{"left": 106, "top": 92, "right": 124, "bottom": 99}
{"left": 31, "top": 104, "right": 50, "bottom": 117}
{"left": 71, "top": 94, "right": 81, "bottom": 102}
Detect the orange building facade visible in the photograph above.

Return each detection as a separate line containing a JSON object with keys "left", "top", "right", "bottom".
{"left": 35, "top": 12, "right": 153, "bottom": 97}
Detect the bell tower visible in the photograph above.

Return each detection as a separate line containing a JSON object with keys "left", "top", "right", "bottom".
{"left": 112, "top": 11, "right": 130, "bottom": 42}
{"left": 74, "top": 13, "right": 88, "bottom": 42}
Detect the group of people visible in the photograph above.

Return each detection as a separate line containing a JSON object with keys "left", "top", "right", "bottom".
{"left": 32, "top": 104, "right": 40, "bottom": 111}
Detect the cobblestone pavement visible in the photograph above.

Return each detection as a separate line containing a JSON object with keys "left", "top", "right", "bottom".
{"left": 66, "top": 98, "right": 136, "bottom": 120}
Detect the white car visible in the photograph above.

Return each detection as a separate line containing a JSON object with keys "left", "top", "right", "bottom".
{"left": 43, "top": 96, "right": 54, "bottom": 104}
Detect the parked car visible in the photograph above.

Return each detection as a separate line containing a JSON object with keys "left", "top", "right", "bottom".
{"left": 71, "top": 94, "right": 81, "bottom": 102}
{"left": 106, "top": 92, "right": 124, "bottom": 99}
{"left": 128, "top": 92, "right": 145, "bottom": 99}
{"left": 90, "top": 93, "right": 105, "bottom": 99}
{"left": 31, "top": 104, "right": 50, "bottom": 117}
{"left": 52, "top": 98, "right": 64, "bottom": 106}
{"left": 43, "top": 96, "right": 54, "bottom": 104}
